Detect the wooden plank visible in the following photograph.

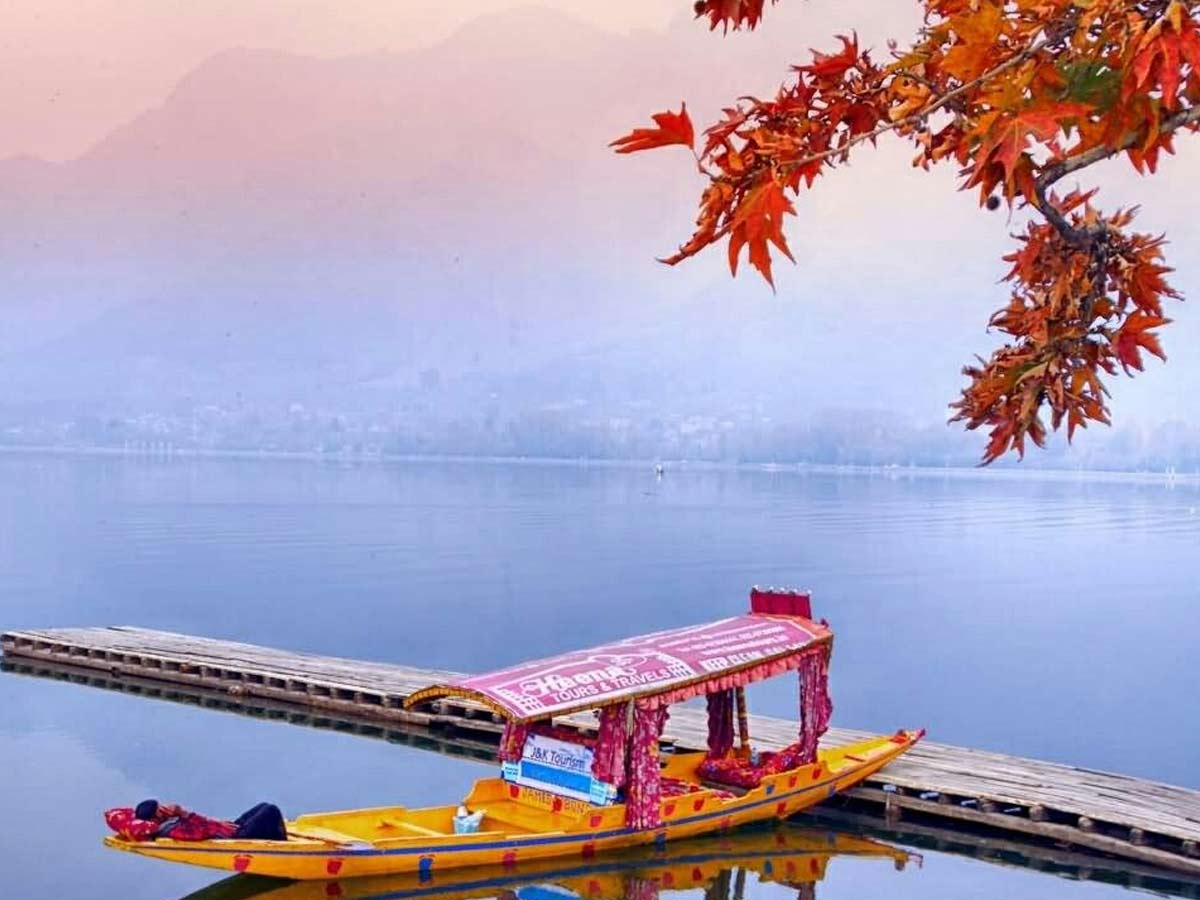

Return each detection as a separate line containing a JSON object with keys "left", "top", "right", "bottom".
{"left": 804, "top": 807, "right": 1200, "bottom": 899}
{"left": 4, "top": 625, "right": 1199, "bottom": 876}
{"left": 846, "top": 787, "right": 1200, "bottom": 876}
{"left": 0, "top": 656, "right": 501, "bottom": 762}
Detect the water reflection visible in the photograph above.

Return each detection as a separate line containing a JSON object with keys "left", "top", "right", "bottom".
{"left": 174, "top": 826, "right": 911, "bottom": 900}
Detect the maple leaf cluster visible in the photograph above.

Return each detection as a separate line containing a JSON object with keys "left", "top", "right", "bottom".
{"left": 950, "top": 190, "right": 1178, "bottom": 461}
{"left": 613, "top": 0, "right": 1200, "bottom": 463}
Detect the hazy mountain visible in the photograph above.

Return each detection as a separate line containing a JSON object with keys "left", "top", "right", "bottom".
{"left": 0, "top": 6, "right": 864, "bottom": 411}
{"left": 2, "top": 10, "right": 666, "bottom": 398}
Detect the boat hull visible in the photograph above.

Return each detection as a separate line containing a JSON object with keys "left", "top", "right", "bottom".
{"left": 103, "top": 731, "right": 920, "bottom": 880}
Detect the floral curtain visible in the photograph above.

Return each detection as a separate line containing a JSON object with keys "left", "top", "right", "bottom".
{"left": 625, "top": 700, "right": 670, "bottom": 829}
{"left": 592, "top": 703, "right": 629, "bottom": 788}
{"left": 797, "top": 645, "right": 833, "bottom": 764}
{"left": 705, "top": 688, "right": 735, "bottom": 758}
{"left": 498, "top": 720, "right": 529, "bottom": 764}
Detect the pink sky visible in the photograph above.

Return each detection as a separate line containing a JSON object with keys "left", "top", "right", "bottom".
{"left": 0, "top": 1, "right": 672, "bottom": 161}
{"left": 0, "top": 1, "right": 924, "bottom": 161}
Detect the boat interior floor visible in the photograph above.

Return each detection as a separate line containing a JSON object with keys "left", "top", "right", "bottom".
{"left": 699, "top": 780, "right": 748, "bottom": 797}
{"left": 478, "top": 801, "right": 571, "bottom": 834}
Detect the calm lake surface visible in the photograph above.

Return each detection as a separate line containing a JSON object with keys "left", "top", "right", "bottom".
{"left": 1, "top": 452, "right": 1197, "bottom": 898}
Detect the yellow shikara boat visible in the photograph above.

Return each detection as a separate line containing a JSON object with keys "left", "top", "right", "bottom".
{"left": 105, "top": 588, "right": 923, "bottom": 881}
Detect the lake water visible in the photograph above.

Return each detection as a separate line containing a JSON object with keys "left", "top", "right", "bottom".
{"left": 1, "top": 452, "right": 1197, "bottom": 899}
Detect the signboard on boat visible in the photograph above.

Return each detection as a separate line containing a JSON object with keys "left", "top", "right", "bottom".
{"left": 458, "top": 615, "right": 825, "bottom": 719}
{"left": 502, "top": 733, "right": 615, "bottom": 805}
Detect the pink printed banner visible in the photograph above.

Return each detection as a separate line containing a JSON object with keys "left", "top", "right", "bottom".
{"left": 439, "top": 614, "right": 828, "bottom": 721}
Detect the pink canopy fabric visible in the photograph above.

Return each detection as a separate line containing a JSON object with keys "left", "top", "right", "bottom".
{"left": 625, "top": 701, "right": 670, "bottom": 830}
{"left": 797, "top": 644, "right": 833, "bottom": 764}
{"left": 592, "top": 703, "right": 629, "bottom": 788}
{"left": 406, "top": 614, "right": 830, "bottom": 722}
{"left": 705, "top": 689, "right": 735, "bottom": 758}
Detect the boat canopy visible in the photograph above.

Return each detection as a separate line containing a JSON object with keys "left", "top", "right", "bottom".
{"left": 405, "top": 610, "right": 831, "bottom": 724}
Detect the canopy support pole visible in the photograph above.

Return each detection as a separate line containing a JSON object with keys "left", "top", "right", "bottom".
{"left": 735, "top": 686, "right": 750, "bottom": 752}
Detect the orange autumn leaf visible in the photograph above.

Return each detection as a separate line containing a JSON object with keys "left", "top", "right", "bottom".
{"left": 801, "top": 34, "right": 862, "bottom": 81}
{"left": 965, "top": 102, "right": 1093, "bottom": 203}
{"left": 727, "top": 178, "right": 796, "bottom": 288}
{"left": 610, "top": 104, "right": 695, "bottom": 154}
{"left": 1114, "top": 312, "right": 1171, "bottom": 372}
{"left": 694, "top": 0, "right": 776, "bottom": 31}
{"left": 1128, "top": 11, "right": 1200, "bottom": 111}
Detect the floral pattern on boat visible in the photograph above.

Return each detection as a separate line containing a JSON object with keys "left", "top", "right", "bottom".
{"left": 695, "top": 743, "right": 810, "bottom": 790}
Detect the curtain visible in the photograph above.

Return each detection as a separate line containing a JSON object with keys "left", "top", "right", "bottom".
{"left": 705, "top": 688, "right": 735, "bottom": 758}
{"left": 498, "top": 720, "right": 529, "bottom": 764}
{"left": 592, "top": 703, "right": 629, "bottom": 788}
{"left": 797, "top": 646, "right": 833, "bottom": 764}
{"left": 625, "top": 701, "right": 670, "bottom": 829}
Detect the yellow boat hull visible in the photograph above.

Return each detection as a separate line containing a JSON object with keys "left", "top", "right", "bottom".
{"left": 104, "top": 731, "right": 920, "bottom": 880}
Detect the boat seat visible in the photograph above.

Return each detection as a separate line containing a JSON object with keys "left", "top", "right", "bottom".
{"left": 287, "top": 826, "right": 361, "bottom": 845}
{"left": 376, "top": 820, "right": 445, "bottom": 837}
{"left": 480, "top": 801, "right": 569, "bottom": 834}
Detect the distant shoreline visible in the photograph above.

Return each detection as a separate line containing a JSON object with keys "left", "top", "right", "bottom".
{"left": 2, "top": 443, "right": 1197, "bottom": 486}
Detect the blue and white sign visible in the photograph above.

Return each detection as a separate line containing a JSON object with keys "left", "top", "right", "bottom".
{"left": 501, "top": 733, "right": 616, "bottom": 804}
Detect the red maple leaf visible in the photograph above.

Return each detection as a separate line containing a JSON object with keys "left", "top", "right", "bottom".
{"left": 798, "top": 34, "right": 861, "bottom": 81}
{"left": 727, "top": 179, "right": 796, "bottom": 288}
{"left": 968, "top": 102, "right": 1092, "bottom": 202}
{"left": 694, "top": 0, "right": 776, "bottom": 31}
{"left": 611, "top": 105, "right": 695, "bottom": 154}
{"left": 1114, "top": 312, "right": 1170, "bottom": 372}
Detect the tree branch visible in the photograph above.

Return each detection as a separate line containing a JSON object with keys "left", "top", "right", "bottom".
{"left": 673, "top": 38, "right": 1057, "bottom": 261}
{"left": 775, "top": 38, "right": 1051, "bottom": 178}
{"left": 1024, "top": 104, "right": 1200, "bottom": 322}
{"left": 1032, "top": 104, "right": 1200, "bottom": 247}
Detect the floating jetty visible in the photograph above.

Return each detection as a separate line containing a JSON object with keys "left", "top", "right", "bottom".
{"left": 3, "top": 625, "right": 1199, "bottom": 878}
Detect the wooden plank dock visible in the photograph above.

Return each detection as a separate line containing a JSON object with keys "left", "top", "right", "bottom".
{"left": 4, "top": 625, "right": 1199, "bottom": 878}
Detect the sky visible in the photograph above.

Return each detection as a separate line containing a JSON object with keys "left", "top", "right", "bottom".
{"left": 0, "top": 1, "right": 676, "bottom": 161}
{"left": 0, "top": 1, "right": 925, "bottom": 162}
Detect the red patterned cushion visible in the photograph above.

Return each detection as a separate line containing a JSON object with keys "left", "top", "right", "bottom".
{"left": 696, "top": 743, "right": 806, "bottom": 789}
